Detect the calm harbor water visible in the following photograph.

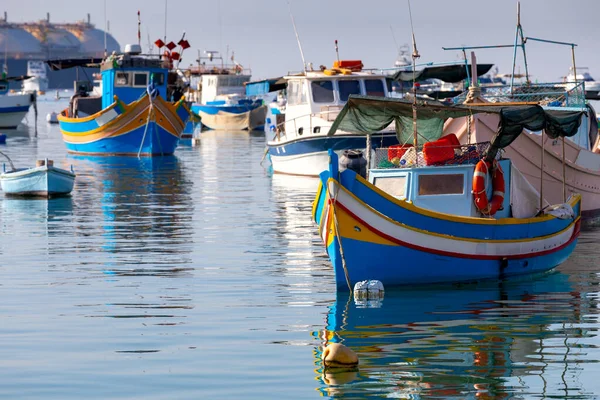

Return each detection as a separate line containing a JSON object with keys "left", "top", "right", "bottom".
{"left": 0, "top": 95, "right": 599, "bottom": 399}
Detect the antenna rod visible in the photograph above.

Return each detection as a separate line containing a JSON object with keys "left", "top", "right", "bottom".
{"left": 335, "top": 40, "right": 340, "bottom": 63}
{"left": 288, "top": 2, "right": 307, "bottom": 72}
{"left": 137, "top": 11, "right": 141, "bottom": 47}
{"left": 408, "top": 0, "right": 420, "bottom": 152}
{"left": 164, "top": 0, "right": 168, "bottom": 44}
{"left": 390, "top": 25, "right": 401, "bottom": 54}
{"left": 103, "top": 0, "right": 107, "bottom": 57}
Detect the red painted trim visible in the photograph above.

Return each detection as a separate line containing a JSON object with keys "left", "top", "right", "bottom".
{"left": 335, "top": 200, "right": 581, "bottom": 261}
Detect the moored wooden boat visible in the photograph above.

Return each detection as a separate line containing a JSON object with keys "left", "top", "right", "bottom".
{"left": 313, "top": 96, "right": 582, "bottom": 290}
{"left": 53, "top": 44, "right": 191, "bottom": 156}
{"left": 0, "top": 159, "right": 75, "bottom": 197}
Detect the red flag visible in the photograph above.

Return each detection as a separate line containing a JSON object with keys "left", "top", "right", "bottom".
{"left": 166, "top": 41, "right": 177, "bottom": 51}
{"left": 178, "top": 39, "right": 190, "bottom": 50}
{"left": 170, "top": 52, "right": 180, "bottom": 61}
{"left": 154, "top": 39, "right": 165, "bottom": 49}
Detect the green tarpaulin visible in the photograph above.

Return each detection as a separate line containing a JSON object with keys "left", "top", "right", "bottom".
{"left": 327, "top": 95, "right": 586, "bottom": 156}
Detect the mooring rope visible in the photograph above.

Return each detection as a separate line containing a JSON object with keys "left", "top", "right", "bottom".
{"left": 330, "top": 181, "right": 352, "bottom": 291}
{"left": 138, "top": 86, "right": 159, "bottom": 158}
{"left": 0, "top": 150, "right": 16, "bottom": 171}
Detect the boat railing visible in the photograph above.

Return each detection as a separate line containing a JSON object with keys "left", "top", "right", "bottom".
{"left": 452, "top": 81, "right": 586, "bottom": 108}
{"left": 270, "top": 109, "right": 347, "bottom": 138}
{"left": 373, "top": 141, "right": 495, "bottom": 169}
{"left": 185, "top": 64, "right": 251, "bottom": 76}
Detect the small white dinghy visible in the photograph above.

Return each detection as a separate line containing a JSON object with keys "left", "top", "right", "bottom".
{"left": 0, "top": 154, "right": 75, "bottom": 198}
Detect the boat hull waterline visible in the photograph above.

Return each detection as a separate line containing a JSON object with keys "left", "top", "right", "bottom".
{"left": 269, "top": 133, "right": 399, "bottom": 176}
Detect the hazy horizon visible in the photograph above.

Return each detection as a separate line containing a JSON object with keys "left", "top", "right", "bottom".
{"left": 3, "top": 0, "right": 599, "bottom": 82}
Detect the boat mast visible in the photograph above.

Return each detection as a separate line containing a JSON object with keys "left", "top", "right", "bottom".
{"left": 408, "top": 0, "right": 420, "bottom": 151}
{"left": 510, "top": 1, "right": 530, "bottom": 92}
{"left": 288, "top": 2, "right": 307, "bottom": 72}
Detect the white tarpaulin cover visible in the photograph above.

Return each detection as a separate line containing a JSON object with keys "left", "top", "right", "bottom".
{"left": 510, "top": 163, "right": 549, "bottom": 218}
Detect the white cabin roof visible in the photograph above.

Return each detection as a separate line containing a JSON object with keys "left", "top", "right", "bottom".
{"left": 284, "top": 70, "right": 387, "bottom": 80}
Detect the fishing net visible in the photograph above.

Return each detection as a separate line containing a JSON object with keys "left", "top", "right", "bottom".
{"left": 373, "top": 142, "right": 493, "bottom": 169}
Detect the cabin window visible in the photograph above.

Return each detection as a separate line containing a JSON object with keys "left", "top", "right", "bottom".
{"left": 133, "top": 72, "right": 149, "bottom": 87}
{"left": 0, "top": 84, "right": 7, "bottom": 91}
{"left": 373, "top": 176, "right": 407, "bottom": 198}
{"left": 115, "top": 72, "right": 130, "bottom": 86}
{"left": 365, "top": 79, "right": 385, "bottom": 96}
{"left": 311, "top": 80, "right": 334, "bottom": 103}
{"left": 418, "top": 174, "right": 464, "bottom": 196}
{"left": 287, "top": 80, "right": 301, "bottom": 106}
{"left": 338, "top": 80, "right": 361, "bottom": 102}
{"left": 300, "top": 81, "right": 308, "bottom": 104}
{"left": 152, "top": 73, "right": 165, "bottom": 86}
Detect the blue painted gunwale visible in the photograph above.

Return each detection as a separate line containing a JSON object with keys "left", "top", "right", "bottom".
{"left": 0, "top": 105, "right": 30, "bottom": 113}
{"left": 326, "top": 167, "right": 580, "bottom": 241}
{"left": 268, "top": 133, "right": 399, "bottom": 157}
{"left": 58, "top": 100, "right": 126, "bottom": 133}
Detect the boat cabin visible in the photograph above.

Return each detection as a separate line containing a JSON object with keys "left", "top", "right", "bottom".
{"left": 100, "top": 44, "right": 169, "bottom": 108}
{"left": 369, "top": 159, "right": 513, "bottom": 219}
{"left": 64, "top": 44, "right": 180, "bottom": 118}
{"left": 246, "top": 60, "right": 390, "bottom": 138}
{"left": 199, "top": 74, "right": 251, "bottom": 105}
{"left": 26, "top": 61, "right": 47, "bottom": 77}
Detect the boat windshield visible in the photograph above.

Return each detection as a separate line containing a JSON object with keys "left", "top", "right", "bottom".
{"left": 582, "top": 72, "right": 595, "bottom": 82}
{"left": 311, "top": 80, "right": 334, "bottom": 103}
{"left": 338, "top": 80, "right": 361, "bottom": 102}
{"left": 365, "top": 79, "right": 385, "bottom": 96}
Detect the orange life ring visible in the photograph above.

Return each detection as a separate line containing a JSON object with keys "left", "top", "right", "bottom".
{"left": 472, "top": 159, "right": 505, "bottom": 216}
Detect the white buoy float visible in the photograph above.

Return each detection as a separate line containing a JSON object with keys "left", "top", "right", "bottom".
{"left": 353, "top": 280, "right": 384, "bottom": 308}
{"left": 46, "top": 112, "right": 59, "bottom": 124}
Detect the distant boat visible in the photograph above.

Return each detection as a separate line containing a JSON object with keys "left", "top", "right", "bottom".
{"left": 564, "top": 67, "right": 600, "bottom": 100}
{"left": 186, "top": 51, "right": 266, "bottom": 131}
{"left": 0, "top": 158, "right": 75, "bottom": 197}
{"left": 0, "top": 76, "right": 34, "bottom": 129}
{"left": 22, "top": 60, "right": 49, "bottom": 94}
{"left": 53, "top": 43, "right": 191, "bottom": 156}
{"left": 313, "top": 96, "right": 581, "bottom": 289}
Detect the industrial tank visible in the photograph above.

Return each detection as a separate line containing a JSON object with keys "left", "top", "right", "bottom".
{"left": 0, "top": 12, "right": 120, "bottom": 88}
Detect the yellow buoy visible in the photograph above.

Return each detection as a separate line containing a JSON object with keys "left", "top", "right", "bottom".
{"left": 323, "top": 69, "right": 338, "bottom": 76}
{"left": 322, "top": 343, "right": 359, "bottom": 368}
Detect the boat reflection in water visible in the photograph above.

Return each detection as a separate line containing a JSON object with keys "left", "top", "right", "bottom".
{"left": 268, "top": 173, "right": 330, "bottom": 292}
{"left": 0, "top": 196, "right": 74, "bottom": 259}
{"left": 67, "top": 154, "right": 194, "bottom": 277}
{"left": 313, "top": 272, "right": 595, "bottom": 398}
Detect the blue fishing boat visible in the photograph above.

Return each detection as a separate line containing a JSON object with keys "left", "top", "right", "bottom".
{"left": 0, "top": 158, "right": 75, "bottom": 197}
{"left": 54, "top": 44, "right": 191, "bottom": 156}
{"left": 313, "top": 96, "right": 582, "bottom": 289}
{"left": 185, "top": 51, "right": 266, "bottom": 131}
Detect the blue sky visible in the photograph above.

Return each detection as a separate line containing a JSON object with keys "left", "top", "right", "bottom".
{"left": 3, "top": 0, "right": 599, "bottom": 82}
